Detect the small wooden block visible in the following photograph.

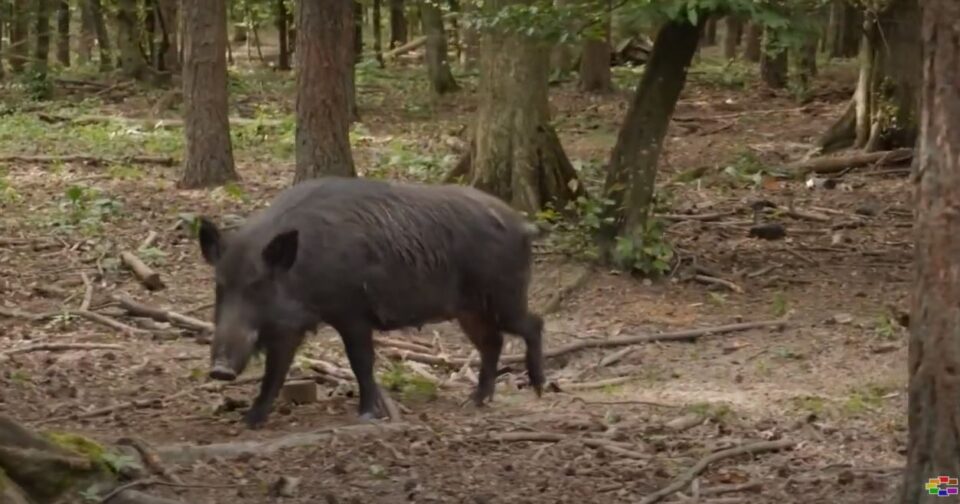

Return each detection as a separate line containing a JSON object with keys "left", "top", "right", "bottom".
{"left": 280, "top": 380, "right": 318, "bottom": 405}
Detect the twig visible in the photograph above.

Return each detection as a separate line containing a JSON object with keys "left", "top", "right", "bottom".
{"left": 100, "top": 478, "right": 255, "bottom": 503}
{"left": 692, "top": 274, "right": 744, "bottom": 293}
{"left": 1, "top": 342, "right": 124, "bottom": 357}
{"left": 120, "top": 251, "right": 165, "bottom": 291}
{"left": 80, "top": 272, "right": 94, "bottom": 311}
{"left": 598, "top": 347, "right": 635, "bottom": 367}
{"left": 377, "top": 385, "right": 403, "bottom": 422}
{"left": 483, "top": 431, "right": 648, "bottom": 459}
{"left": 379, "top": 319, "right": 787, "bottom": 368}
{"left": 111, "top": 294, "right": 212, "bottom": 333}
{"left": 114, "top": 437, "right": 182, "bottom": 484}
{"left": 656, "top": 211, "right": 736, "bottom": 222}
{"left": 638, "top": 440, "right": 795, "bottom": 504}
{"left": 700, "top": 480, "right": 763, "bottom": 496}
{"left": 0, "top": 306, "right": 150, "bottom": 336}
{"left": 139, "top": 231, "right": 159, "bottom": 250}
{"left": 559, "top": 376, "right": 634, "bottom": 391}
{"left": 375, "top": 336, "right": 435, "bottom": 354}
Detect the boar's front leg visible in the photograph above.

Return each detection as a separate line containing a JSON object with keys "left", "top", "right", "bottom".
{"left": 245, "top": 329, "right": 302, "bottom": 429}
{"left": 332, "top": 320, "right": 380, "bottom": 420}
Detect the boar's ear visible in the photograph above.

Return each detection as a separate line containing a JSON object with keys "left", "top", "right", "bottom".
{"left": 262, "top": 229, "right": 299, "bottom": 272}
{"left": 198, "top": 217, "right": 222, "bottom": 265}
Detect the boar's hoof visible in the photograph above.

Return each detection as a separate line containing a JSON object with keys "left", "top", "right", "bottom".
{"left": 244, "top": 408, "right": 270, "bottom": 430}
{"left": 209, "top": 365, "right": 238, "bottom": 382}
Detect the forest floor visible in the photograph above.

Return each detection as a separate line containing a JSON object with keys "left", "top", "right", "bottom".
{"left": 0, "top": 48, "right": 912, "bottom": 503}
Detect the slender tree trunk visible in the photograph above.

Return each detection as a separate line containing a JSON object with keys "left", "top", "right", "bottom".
{"left": 144, "top": 0, "right": 156, "bottom": 65}
{"left": 0, "top": 5, "right": 5, "bottom": 78}
{"left": 601, "top": 17, "right": 703, "bottom": 263}
{"left": 389, "top": 0, "right": 406, "bottom": 48}
{"left": 701, "top": 16, "right": 717, "bottom": 46}
{"left": 853, "top": 16, "right": 875, "bottom": 148}
{"left": 840, "top": 3, "right": 861, "bottom": 57}
{"left": 421, "top": 0, "right": 458, "bottom": 94}
{"left": 463, "top": 0, "right": 581, "bottom": 215}
{"left": 373, "top": 0, "right": 383, "bottom": 66}
{"left": 294, "top": 0, "right": 356, "bottom": 182}
{"left": 55, "top": 0, "right": 69, "bottom": 66}
{"left": 759, "top": 27, "right": 787, "bottom": 89}
{"left": 10, "top": 0, "right": 28, "bottom": 73}
{"left": 276, "top": 0, "right": 290, "bottom": 70}
{"left": 459, "top": 0, "right": 477, "bottom": 70}
{"left": 156, "top": 0, "right": 179, "bottom": 72}
{"left": 179, "top": 0, "right": 237, "bottom": 189}
{"left": 721, "top": 16, "right": 742, "bottom": 60}
{"left": 447, "top": 0, "right": 460, "bottom": 62}
{"left": 826, "top": 0, "right": 845, "bottom": 58}
{"left": 900, "top": 1, "right": 960, "bottom": 502}
{"left": 78, "top": 0, "right": 94, "bottom": 64}
{"left": 579, "top": 0, "right": 613, "bottom": 93}
{"left": 354, "top": 0, "right": 363, "bottom": 62}
{"left": 116, "top": 0, "right": 146, "bottom": 78}
{"left": 794, "top": 31, "right": 819, "bottom": 90}
{"left": 742, "top": 21, "right": 761, "bottom": 62}
{"left": 88, "top": 0, "right": 111, "bottom": 71}
{"left": 34, "top": 0, "right": 51, "bottom": 75}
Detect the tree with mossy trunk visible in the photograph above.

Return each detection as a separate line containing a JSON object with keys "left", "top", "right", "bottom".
{"left": 899, "top": 0, "right": 960, "bottom": 501}
{"left": 451, "top": 0, "right": 582, "bottom": 216}
{"left": 817, "top": 0, "right": 920, "bottom": 154}
{"left": 421, "top": 0, "right": 458, "bottom": 94}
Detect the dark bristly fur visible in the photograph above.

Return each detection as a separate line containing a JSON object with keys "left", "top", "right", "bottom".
{"left": 198, "top": 176, "right": 546, "bottom": 429}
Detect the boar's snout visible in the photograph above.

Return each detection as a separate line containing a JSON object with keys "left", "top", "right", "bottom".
{"left": 209, "top": 364, "right": 238, "bottom": 381}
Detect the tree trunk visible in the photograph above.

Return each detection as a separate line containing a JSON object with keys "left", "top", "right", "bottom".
{"left": 55, "top": 0, "right": 69, "bottom": 66}
{"left": 579, "top": 0, "right": 613, "bottom": 93}
{"left": 275, "top": 0, "right": 290, "bottom": 70}
{"left": 701, "top": 16, "right": 717, "bottom": 46}
{"left": 78, "top": 0, "right": 94, "bottom": 64}
{"left": 447, "top": 0, "right": 460, "bottom": 63}
{"left": 721, "top": 16, "right": 742, "bottom": 60}
{"left": 34, "top": 0, "right": 51, "bottom": 75}
{"left": 601, "top": 17, "right": 702, "bottom": 265}
{"left": 826, "top": 0, "right": 845, "bottom": 58}
{"left": 0, "top": 5, "right": 4, "bottom": 78}
{"left": 742, "top": 21, "right": 761, "bottom": 62}
{"left": 421, "top": 0, "right": 458, "bottom": 94}
{"left": 354, "top": 0, "right": 363, "bottom": 62}
{"left": 759, "top": 27, "right": 787, "bottom": 89}
{"left": 145, "top": 0, "right": 156, "bottom": 65}
{"left": 373, "top": 0, "right": 384, "bottom": 66}
{"left": 818, "top": 0, "right": 920, "bottom": 153}
{"left": 462, "top": 0, "right": 581, "bottom": 215}
{"left": 459, "top": 0, "right": 477, "bottom": 70}
{"left": 389, "top": 0, "right": 406, "bottom": 49}
{"left": 179, "top": 0, "right": 237, "bottom": 189}
{"left": 294, "top": 0, "right": 356, "bottom": 182}
{"left": 88, "top": 0, "right": 111, "bottom": 71}
{"left": 10, "top": 0, "right": 28, "bottom": 73}
{"left": 116, "top": 0, "right": 146, "bottom": 79}
{"left": 840, "top": 3, "right": 861, "bottom": 57}
{"left": 794, "top": 31, "right": 819, "bottom": 90}
{"left": 156, "top": 0, "right": 179, "bottom": 72}
{"left": 900, "top": 1, "right": 960, "bottom": 501}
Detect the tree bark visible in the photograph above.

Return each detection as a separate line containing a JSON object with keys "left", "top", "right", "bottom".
{"left": 421, "top": 0, "right": 458, "bottom": 94}
{"left": 373, "top": 0, "right": 384, "bottom": 66}
{"left": 741, "top": 21, "right": 761, "bottom": 62}
{"left": 34, "top": 0, "right": 51, "bottom": 75}
{"left": 840, "top": 2, "right": 861, "bottom": 57}
{"left": 56, "top": 0, "right": 69, "bottom": 66}
{"left": 900, "top": 1, "right": 960, "bottom": 501}
{"left": 294, "top": 0, "right": 356, "bottom": 182}
{"left": 601, "top": 17, "right": 703, "bottom": 260}
{"left": 0, "top": 5, "right": 5, "bottom": 78}
{"left": 794, "top": 30, "right": 819, "bottom": 90}
{"left": 88, "top": 0, "right": 111, "bottom": 71}
{"left": 10, "top": 0, "right": 28, "bottom": 73}
{"left": 354, "top": 0, "right": 363, "bottom": 62}
{"left": 156, "top": 0, "right": 179, "bottom": 72}
{"left": 389, "top": 0, "right": 406, "bottom": 49}
{"left": 721, "top": 16, "right": 742, "bottom": 60}
{"left": 579, "top": 0, "right": 613, "bottom": 93}
{"left": 178, "top": 0, "right": 238, "bottom": 189}
{"left": 465, "top": 0, "right": 582, "bottom": 215}
{"left": 145, "top": 0, "right": 157, "bottom": 65}
{"left": 275, "top": 0, "right": 290, "bottom": 70}
{"left": 701, "top": 16, "right": 717, "bottom": 46}
{"left": 759, "top": 27, "right": 787, "bottom": 89}
{"left": 117, "top": 0, "right": 147, "bottom": 79}
{"left": 78, "top": 0, "right": 93, "bottom": 64}
{"left": 459, "top": 0, "right": 477, "bottom": 70}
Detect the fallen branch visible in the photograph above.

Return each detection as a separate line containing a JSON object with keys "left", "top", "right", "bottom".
{"left": 111, "top": 294, "right": 212, "bottom": 333}
{"left": 114, "top": 438, "right": 181, "bottom": 484}
{"left": 379, "top": 319, "right": 787, "bottom": 368}
{"left": 692, "top": 274, "right": 744, "bottom": 293}
{"left": 638, "top": 440, "right": 795, "bottom": 504}
{"left": 0, "top": 306, "right": 150, "bottom": 336}
{"left": 153, "top": 422, "right": 421, "bottom": 465}
{"left": 700, "top": 480, "right": 763, "bottom": 496}
{"left": 80, "top": 272, "right": 94, "bottom": 311}
{"left": 100, "top": 478, "right": 252, "bottom": 504}
{"left": 1, "top": 343, "right": 123, "bottom": 357}
{"left": 375, "top": 336, "right": 435, "bottom": 354}
{"left": 33, "top": 113, "right": 285, "bottom": 130}
{"left": 0, "top": 237, "right": 61, "bottom": 250}
{"left": 0, "top": 154, "right": 175, "bottom": 166}
{"left": 598, "top": 347, "right": 636, "bottom": 368}
{"left": 781, "top": 148, "right": 913, "bottom": 176}
{"left": 558, "top": 376, "right": 634, "bottom": 391}
{"left": 656, "top": 211, "right": 736, "bottom": 222}
{"left": 120, "top": 252, "right": 165, "bottom": 291}
{"left": 383, "top": 36, "right": 427, "bottom": 61}
{"left": 483, "top": 431, "right": 648, "bottom": 460}
{"left": 377, "top": 385, "right": 403, "bottom": 422}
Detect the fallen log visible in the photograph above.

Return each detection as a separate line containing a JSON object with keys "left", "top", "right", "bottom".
{"left": 0, "top": 154, "right": 176, "bottom": 166}
{"left": 781, "top": 148, "right": 913, "bottom": 176}
{"left": 383, "top": 36, "right": 427, "bottom": 61}
{"left": 120, "top": 252, "right": 165, "bottom": 291}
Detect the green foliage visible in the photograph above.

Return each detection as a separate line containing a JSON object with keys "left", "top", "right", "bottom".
{"left": 17, "top": 69, "right": 54, "bottom": 101}
{"left": 721, "top": 150, "right": 773, "bottom": 188}
{"left": 379, "top": 363, "right": 438, "bottom": 402}
{"left": 534, "top": 194, "right": 616, "bottom": 261}
{"left": 690, "top": 58, "right": 754, "bottom": 90}
{"left": 611, "top": 218, "right": 675, "bottom": 277}
{"left": 51, "top": 185, "right": 122, "bottom": 234}
{"left": 367, "top": 138, "right": 453, "bottom": 182}
{"left": 0, "top": 168, "right": 21, "bottom": 204}
{"left": 771, "top": 292, "right": 788, "bottom": 317}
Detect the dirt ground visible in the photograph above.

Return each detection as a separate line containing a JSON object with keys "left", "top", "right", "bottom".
{"left": 0, "top": 49, "right": 911, "bottom": 503}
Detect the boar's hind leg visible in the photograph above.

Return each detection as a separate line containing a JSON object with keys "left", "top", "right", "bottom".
{"left": 457, "top": 313, "right": 504, "bottom": 406}
{"left": 500, "top": 311, "right": 545, "bottom": 397}
{"left": 246, "top": 330, "right": 304, "bottom": 429}
{"left": 332, "top": 321, "right": 381, "bottom": 420}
